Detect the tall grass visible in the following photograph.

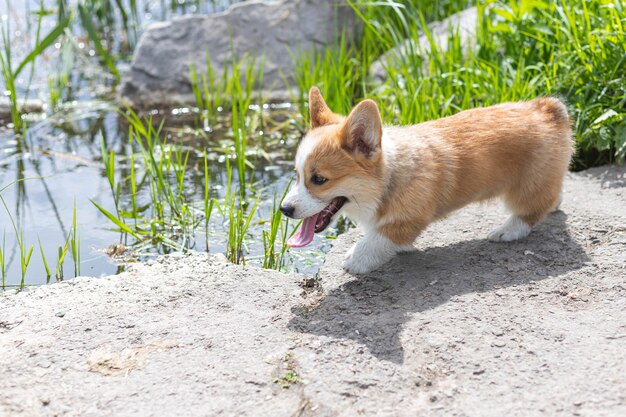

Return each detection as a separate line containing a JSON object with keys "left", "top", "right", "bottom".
{"left": 0, "top": 180, "right": 80, "bottom": 287}
{"left": 290, "top": 32, "right": 362, "bottom": 125}
{"left": 92, "top": 110, "right": 196, "bottom": 251}
{"left": 220, "top": 159, "right": 258, "bottom": 265}
{"left": 95, "top": 107, "right": 292, "bottom": 269}
{"left": 0, "top": 1, "right": 69, "bottom": 133}
{"left": 78, "top": 2, "right": 121, "bottom": 80}
{"left": 296, "top": 0, "right": 626, "bottom": 168}
{"left": 190, "top": 52, "right": 265, "bottom": 197}
{"left": 262, "top": 183, "right": 298, "bottom": 270}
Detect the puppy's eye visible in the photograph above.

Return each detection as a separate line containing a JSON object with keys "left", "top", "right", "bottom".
{"left": 311, "top": 174, "right": 327, "bottom": 185}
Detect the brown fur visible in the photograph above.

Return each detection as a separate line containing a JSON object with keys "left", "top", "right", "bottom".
{"left": 303, "top": 89, "right": 574, "bottom": 246}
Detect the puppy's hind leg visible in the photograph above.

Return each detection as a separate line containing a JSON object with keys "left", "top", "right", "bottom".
{"left": 488, "top": 215, "right": 531, "bottom": 242}
{"left": 489, "top": 175, "right": 564, "bottom": 242}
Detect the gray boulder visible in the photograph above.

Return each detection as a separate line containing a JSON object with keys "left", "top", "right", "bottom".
{"left": 369, "top": 7, "right": 477, "bottom": 82}
{"left": 119, "top": 0, "right": 356, "bottom": 109}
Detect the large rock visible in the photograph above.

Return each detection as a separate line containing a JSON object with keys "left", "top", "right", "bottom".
{"left": 369, "top": 7, "right": 477, "bottom": 82}
{"left": 119, "top": 0, "right": 356, "bottom": 109}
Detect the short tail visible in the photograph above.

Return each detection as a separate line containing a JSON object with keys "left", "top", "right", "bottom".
{"left": 532, "top": 96, "right": 571, "bottom": 127}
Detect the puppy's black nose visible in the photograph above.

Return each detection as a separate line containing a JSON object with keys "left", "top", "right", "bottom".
{"left": 280, "top": 205, "right": 295, "bottom": 218}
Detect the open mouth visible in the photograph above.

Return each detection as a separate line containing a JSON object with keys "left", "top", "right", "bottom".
{"left": 287, "top": 196, "right": 347, "bottom": 248}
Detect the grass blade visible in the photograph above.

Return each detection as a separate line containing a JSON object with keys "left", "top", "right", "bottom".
{"left": 90, "top": 199, "right": 141, "bottom": 239}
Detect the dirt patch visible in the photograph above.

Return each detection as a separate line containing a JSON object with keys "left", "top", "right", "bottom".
{"left": 1, "top": 165, "right": 625, "bottom": 417}
{"left": 87, "top": 340, "right": 179, "bottom": 377}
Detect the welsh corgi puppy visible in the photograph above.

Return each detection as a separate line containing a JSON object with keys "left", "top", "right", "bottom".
{"left": 281, "top": 87, "right": 573, "bottom": 274}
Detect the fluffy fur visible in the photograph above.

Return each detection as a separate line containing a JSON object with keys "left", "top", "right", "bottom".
{"left": 282, "top": 87, "right": 574, "bottom": 274}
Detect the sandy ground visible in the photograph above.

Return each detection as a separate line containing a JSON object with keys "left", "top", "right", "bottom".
{"left": 1, "top": 165, "right": 625, "bottom": 417}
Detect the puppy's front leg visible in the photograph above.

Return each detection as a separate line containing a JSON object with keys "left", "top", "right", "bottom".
{"left": 342, "top": 229, "right": 402, "bottom": 274}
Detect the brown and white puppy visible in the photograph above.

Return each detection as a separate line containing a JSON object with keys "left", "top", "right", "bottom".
{"left": 281, "top": 87, "right": 573, "bottom": 274}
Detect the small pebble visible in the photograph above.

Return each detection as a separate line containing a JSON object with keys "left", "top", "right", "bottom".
{"left": 55, "top": 312, "right": 65, "bottom": 318}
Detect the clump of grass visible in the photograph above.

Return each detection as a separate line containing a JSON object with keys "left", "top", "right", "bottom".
{"left": 190, "top": 52, "right": 264, "bottom": 127}
{"left": 0, "top": 187, "right": 34, "bottom": 287}
{"left": 190, "top": 52, "right": 265, "bottom": 198}
{"left": 262, "top": 183, "right": 298, "bottom": 270}
{"left": 0, "top": 1, "right": 70, "bottom": 133}
{"left": 190, "top": 54, "right": 228, "bottom": 128}
{"left": 92, "top": 110, "right": 196, "bottom": 252}
{"left": 0, "top": 179, "right": 80, "bottom": 287}
{"left": 220, "top": 159, "right": 258, "bottom": 265}
{"left": 93, "top": 112, "right": 262, "bottom": 266}
{"left": 412, "top": 0, "right": 624, "bottom": 166}
{"left": 77, "top": 2, "right": 120, "bottom": 81}
{"left": 297, "top": 0, "right": 626, "bottom": 168}
{"left": 290, "top": 32, "right": 363, "bottom": 125}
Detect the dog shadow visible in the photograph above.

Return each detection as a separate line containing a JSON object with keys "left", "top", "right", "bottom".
{"left": 288, "top": 211, "right": 588, "bottom": 364}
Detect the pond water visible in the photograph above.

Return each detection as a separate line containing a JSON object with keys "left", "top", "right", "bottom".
{"left": 0, "top": 0, "right": 340, "bottom": 287}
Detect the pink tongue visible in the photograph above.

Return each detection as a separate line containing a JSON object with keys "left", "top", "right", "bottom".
{"left": 287, "top": 214, "right": 319, "bottom": 248}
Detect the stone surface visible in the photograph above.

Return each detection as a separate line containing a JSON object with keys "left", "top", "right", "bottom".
{"left": 369, "top": 7, "right": 477, "bottom": 82}
{"left": 119, "top": 0, "right": 356, "bottom": 109}
{"left": 1, "top": 165, "right": 626, "bottom": 416}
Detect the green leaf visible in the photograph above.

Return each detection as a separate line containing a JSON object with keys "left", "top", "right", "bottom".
{"left": 13, "top": 16, "right": 71, "bottom": 78}
{"left": 592, "top": 109, "right": 620, "bottom": 126}
{"left": 614, "top": 124, "right": 626, "bottom": 161}
{"left": 78, "top": 4, "right": 120, "bottom": 79}
{"left": 90, "top": 199, "right": 141, "bottom": 239}
{"left": 38, "top": 239, "right": 51, "bottom": 278}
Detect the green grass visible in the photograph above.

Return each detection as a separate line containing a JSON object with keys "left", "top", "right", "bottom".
{"left": 294, "top": 0, "right": 626, "bottom": 168}
{"left": 0, "top": 0, "right": 69, "bottom": 133}
{"left": 262, "top": 182, "right": 299, "bottom": 270}
{"left": 77, "top": 3, "right": 120, "bottom": 80}
{"left": 290, "top": 32, "right": 364, "bottom": 124}
{"left": 94, "top": 105, "right": 294, "bottom": 270}
{"left": 0, "top": 179, "right": 81, "bottom": 288}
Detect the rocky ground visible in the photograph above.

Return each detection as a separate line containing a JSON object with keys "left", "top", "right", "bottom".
{"left": 1, "top": 165, "right": 625, "bottom": 417}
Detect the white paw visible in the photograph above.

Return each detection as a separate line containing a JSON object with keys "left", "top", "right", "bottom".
{"left": 341, "top": 251, "right": 387, "bottom": 274}
{"left": 488, "top": 216, "right": 531, "bottom": 242}
{"left": 340, "top": 233, "right": 397, "bottom": 274}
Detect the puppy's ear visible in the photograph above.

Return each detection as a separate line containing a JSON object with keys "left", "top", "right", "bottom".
{"left": 309, "top": 87, "right": 342, "bottom": 128}
{"left": 341, "top": 99, "right": 383, "bottom": 159}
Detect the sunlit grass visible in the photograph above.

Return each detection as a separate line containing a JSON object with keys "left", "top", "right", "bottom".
{"left": 295, "top": 0, "right": 626, "bottom": 168}
{"left": 0, "top": 0, "right": 69, "bottom": 133}
{"left": 92, "top": 108, "right": 296, "bottom": 270}
{"left": 0, "top": 180, "right": 81, "bottom": 288}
